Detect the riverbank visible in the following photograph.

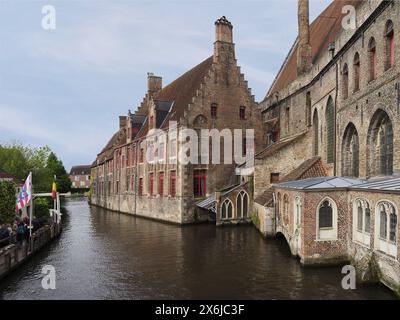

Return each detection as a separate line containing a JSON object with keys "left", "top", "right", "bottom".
{"left": 0, "top": 222, "right": 62, "bottom": 281}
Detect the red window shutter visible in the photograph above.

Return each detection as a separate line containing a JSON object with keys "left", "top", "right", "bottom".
{"left": 149, "top": 173, "right": 154, "bottom": 196}
{"left": 170, "top": 171, "right": 176, "bottom": 197}
{"left": 158, "top": 173, "right": 164, "bottom": 196}
{"left": 193, "top": 170, "right": 206, "bottom": 198}
{"left": 138, "top": 178, "right": 143, "bottom": 196}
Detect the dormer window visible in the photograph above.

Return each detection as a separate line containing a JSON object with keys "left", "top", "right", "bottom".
{"left": 239, "top": 106, "right": 246, "bottom": 120}
{"left": 211, "top": 103, "right": 218, "bottom": 119}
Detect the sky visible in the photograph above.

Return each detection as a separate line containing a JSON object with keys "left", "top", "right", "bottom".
{"left": 0, "top": 0, "right": 331, "bottom": 171}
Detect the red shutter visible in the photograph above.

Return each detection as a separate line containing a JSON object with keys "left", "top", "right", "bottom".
{"left": 149, "top": 173, "right": 154, "bottom": 196}
{"left": 138, "top": 178, "right": 143, "bottom": 196}
{"left": 170, "top": 171, "right": 176, "bottom": 197}
{"left": 193, "top": 170, "right": 206, "bottom": 198}
{"left": 158, "top": 172, "right": 164, "bottom": 196}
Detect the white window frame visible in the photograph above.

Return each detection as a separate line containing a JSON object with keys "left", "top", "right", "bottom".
{"left": 236, "top": 190, "right": 249, "bottom": 219}
{"left": 374, "top": 200, "right": 397, "bottom": 257}
{"left": 352, "top": 198, "right": 371, "bottom": 247}
{"left": 221, "top": 199, "right": 234, "bottom": 220}
{"left": 315, "top": 197, "right": 338, "bottom": 241}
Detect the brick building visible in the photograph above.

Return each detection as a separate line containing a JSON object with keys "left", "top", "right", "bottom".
{"left": 70, "top": 165, "right": 91, "bottom": 190}
{"left": 90, "top": 17, "right": 264, "bottom": 224}
{"left": 253, "top": 0, "right": 400, "bottom": 295}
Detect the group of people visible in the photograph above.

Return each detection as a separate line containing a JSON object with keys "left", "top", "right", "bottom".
{"left": 0, "top": 216, "right": 48, "bottom": 248}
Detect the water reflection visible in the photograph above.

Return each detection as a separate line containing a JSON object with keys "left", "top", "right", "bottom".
{"left": 0, "top": 198, "right": 396, "bottom": 300}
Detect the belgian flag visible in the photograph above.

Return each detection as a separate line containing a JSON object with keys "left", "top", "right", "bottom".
{"left": 52, "top": 178, "right": 57, "bottom": 199}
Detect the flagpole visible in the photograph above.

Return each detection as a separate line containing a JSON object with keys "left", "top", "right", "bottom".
{"left": 29, "top": 172, "right": 33, "bottom": 239}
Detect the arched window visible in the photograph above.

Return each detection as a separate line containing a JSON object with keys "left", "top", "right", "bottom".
{"left": 326, "top": 97, "right": 335, "bottom": 164}
{"left": 313, "top": 109, "right": 319, "bottom": 156}
{"left": 367, "top": 109, "right": 393, "bottom": 177}
{"left": 319, "top": 200, "right": 333, "bottom": 228}
{"left": 283, "top": 194, "right": 289, "bottom": 225}
{"left": 276, "top": 193, "right": 281, "bottom": 223}
{"left": 236, "top": 191, "right": 249, "bottom": 219}
{"left": 317, "top": 198, "right": 338, "bottom": 240}
{"left": 342, "top": 63, "right": 349, "bottom": 99}
{"left": 295, "top": 197, "right": 301, "bottom": 227}
{"left": 377, "top": 202, "right": 397, "bottom": 244}
{"left": 353, "top": 52, "right": 360, "bottom": 92}
{"left": 221, "top": 199, "right": 233, "bottom": 220}
{"left": 342, "top": 123, "right": 359, "bottom": 177}
{"left": 368, "top": 37, "right": 377, "bottom": 81}
{"left": 353, "top": 199, "right": 371, "bottom": 246}
{"left": 385, "top": 20, "right": 394, "bottom": 70}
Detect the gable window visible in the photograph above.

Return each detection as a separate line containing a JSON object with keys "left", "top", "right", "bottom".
{"left": 317, "top": 198, "right": 338, "bottom": 240}
{"left": 211, "top": 103, "right": 218, "bottom": 119}
{"left": 270, "top": 173, "right": 280, "bottom": 184}
{"left": 385, "top": 20, "right": 394, "bottom": 70}
{"left": 368, "top": 37, "right": 377, "bottom": 82}
{"left": 193, "top": 170, "right": 206, "bottom": 198}
{"left": 239, "top": 106, "right": 246, "bottom": 120}
{"left": 221, "top": 199, "right": 233, "bottom": 220}
{"left": 169, "top": 171, "right": 176, "bottom": 197}
{"left": 326, "top": 97, "right": 335, "bottom": 164}
{"left": 353, "top": 53, "right": 360, "bottom": 92}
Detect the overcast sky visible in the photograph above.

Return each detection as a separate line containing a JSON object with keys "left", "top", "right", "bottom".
{"left": 0, "top": 0, "right": 331, "bottom": 171}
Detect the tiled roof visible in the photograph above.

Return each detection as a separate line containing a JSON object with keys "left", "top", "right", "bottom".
{"left": 267, "top": 0, "right": 361, "bottom": 96}
{"left": 280, "top": 156, "right": 327, "bottom": 183}
{"left": 255, "top": 132, "right": 306, "bottom": 160}
{"left": 70, "top": 165, "right": 91, "bottom": 176}
{"left": 254, "top": 189, "right": 274, "bottom": 207}
{"left": 276, "top": 176, "right": 364, "bottom": 190}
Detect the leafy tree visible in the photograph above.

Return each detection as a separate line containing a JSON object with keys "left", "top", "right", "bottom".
{"left": 34, "top": 198, "right": 50, "bottom": 219}
{"left": 46, "top": 152, "right": 71, "bottom": 193}
{"left": 0, "top": 181, "right": 16, "bottom": 224}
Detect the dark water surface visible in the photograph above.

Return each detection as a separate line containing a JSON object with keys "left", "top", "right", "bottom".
{"left": 0, "top": 198, "right": 396, "bottom": 300}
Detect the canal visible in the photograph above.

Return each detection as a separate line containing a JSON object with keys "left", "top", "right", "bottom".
{"left": 0, "top": 198, "right": 396, "bottom": 300}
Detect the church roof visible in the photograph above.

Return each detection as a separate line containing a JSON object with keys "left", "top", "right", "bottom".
{"left": 267, "top": 0, "right": 361, "bottom": 96}
{"left": 276, "top": 176, "right": 364, "bottom": 191}
{"left": 350, "top": 176, "right": 400, "bottom": 193}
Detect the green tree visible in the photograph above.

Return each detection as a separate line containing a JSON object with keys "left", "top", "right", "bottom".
{"left": 0, "top": 180, "right": 16, "bottom": 224}
{"left": 46, "top": 152, "right": 71, "bottom": 193}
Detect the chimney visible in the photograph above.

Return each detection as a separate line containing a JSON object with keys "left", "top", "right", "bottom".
{"left": 297, "top": 0, "right": 312, "bottom": 76}
{"left": 119, "top": 115, "right": 127, "bottom": 130}
{"left": 214, "top": 16, "right": 235, "bottom": 62}
{"left": 147, "top": 73, "right": 162, "bottom": 96}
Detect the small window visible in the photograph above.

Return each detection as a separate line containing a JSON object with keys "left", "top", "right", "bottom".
{"left": 138, "top": 178, "right": 143, "bottom": 196}
{"left": 385, "top": 20, "right": 394, "bottom": 70}
{"left": 211, "top": 103, "right": 218, "bottom": 119}
{"left": 342, "top": 63, "right": 349, "bottom": 99}
{"left": 239, "top": 106, "right": 246, "bottom": 120}
{"left": 270, "top": 173, "right": 280, "bottom": 183}
{"left": 140, "top": 148, "right": 144, "bottom": 163}
{"left": 353, "top": 53, "right": 360, "bottom": 92}
{"left": 158, "top": 172, "right": 164, "bottom": 196}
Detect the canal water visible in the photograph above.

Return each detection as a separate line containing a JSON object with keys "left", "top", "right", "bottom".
{"left": 0, "top": 198, "right": 396, "bottom": 300}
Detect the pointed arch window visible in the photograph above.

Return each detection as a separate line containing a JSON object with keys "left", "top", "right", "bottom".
{"left": 342, "top": 123, "right": 359, "bottom": 177}
{"left": 313, "top": 109, "right": 319, "bottom": 156}
{"left": 326, "top": 97, "right": 335, "bottom": 164}
{"left": 377, "top": 202, "right": 397, "bottom": 245}
{"left": 385, "top": 20, "right": 394, "bottom": 70}
{"left": 353, "top": 53, "right": 360, "bottom": 92}
{"left": 368, "top": 37, "right": 377, "bottom": 81}
{"left": 221, "top": 199, "right": 234, "bottom": 220}
{"left": 367, "top": 110, "right": 393, "bottom": 177}
{"left": 237, "top": 191, "right": 249, "bottom": 219}
{"left": 342, "top": 63, "right": 349, "bottom": 99}
{"left": 319, "top": 201, "right": 333, "bottom": 229}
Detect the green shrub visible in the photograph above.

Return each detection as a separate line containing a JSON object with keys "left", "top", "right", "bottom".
{"left": 34, "top": 197, "right": 50, "bottom": 219}
{"left": 251, "top": 213, "right": 260, "bottom": 228}
{"left": 0, "top": 181, "right": 16, "bottom": 224}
